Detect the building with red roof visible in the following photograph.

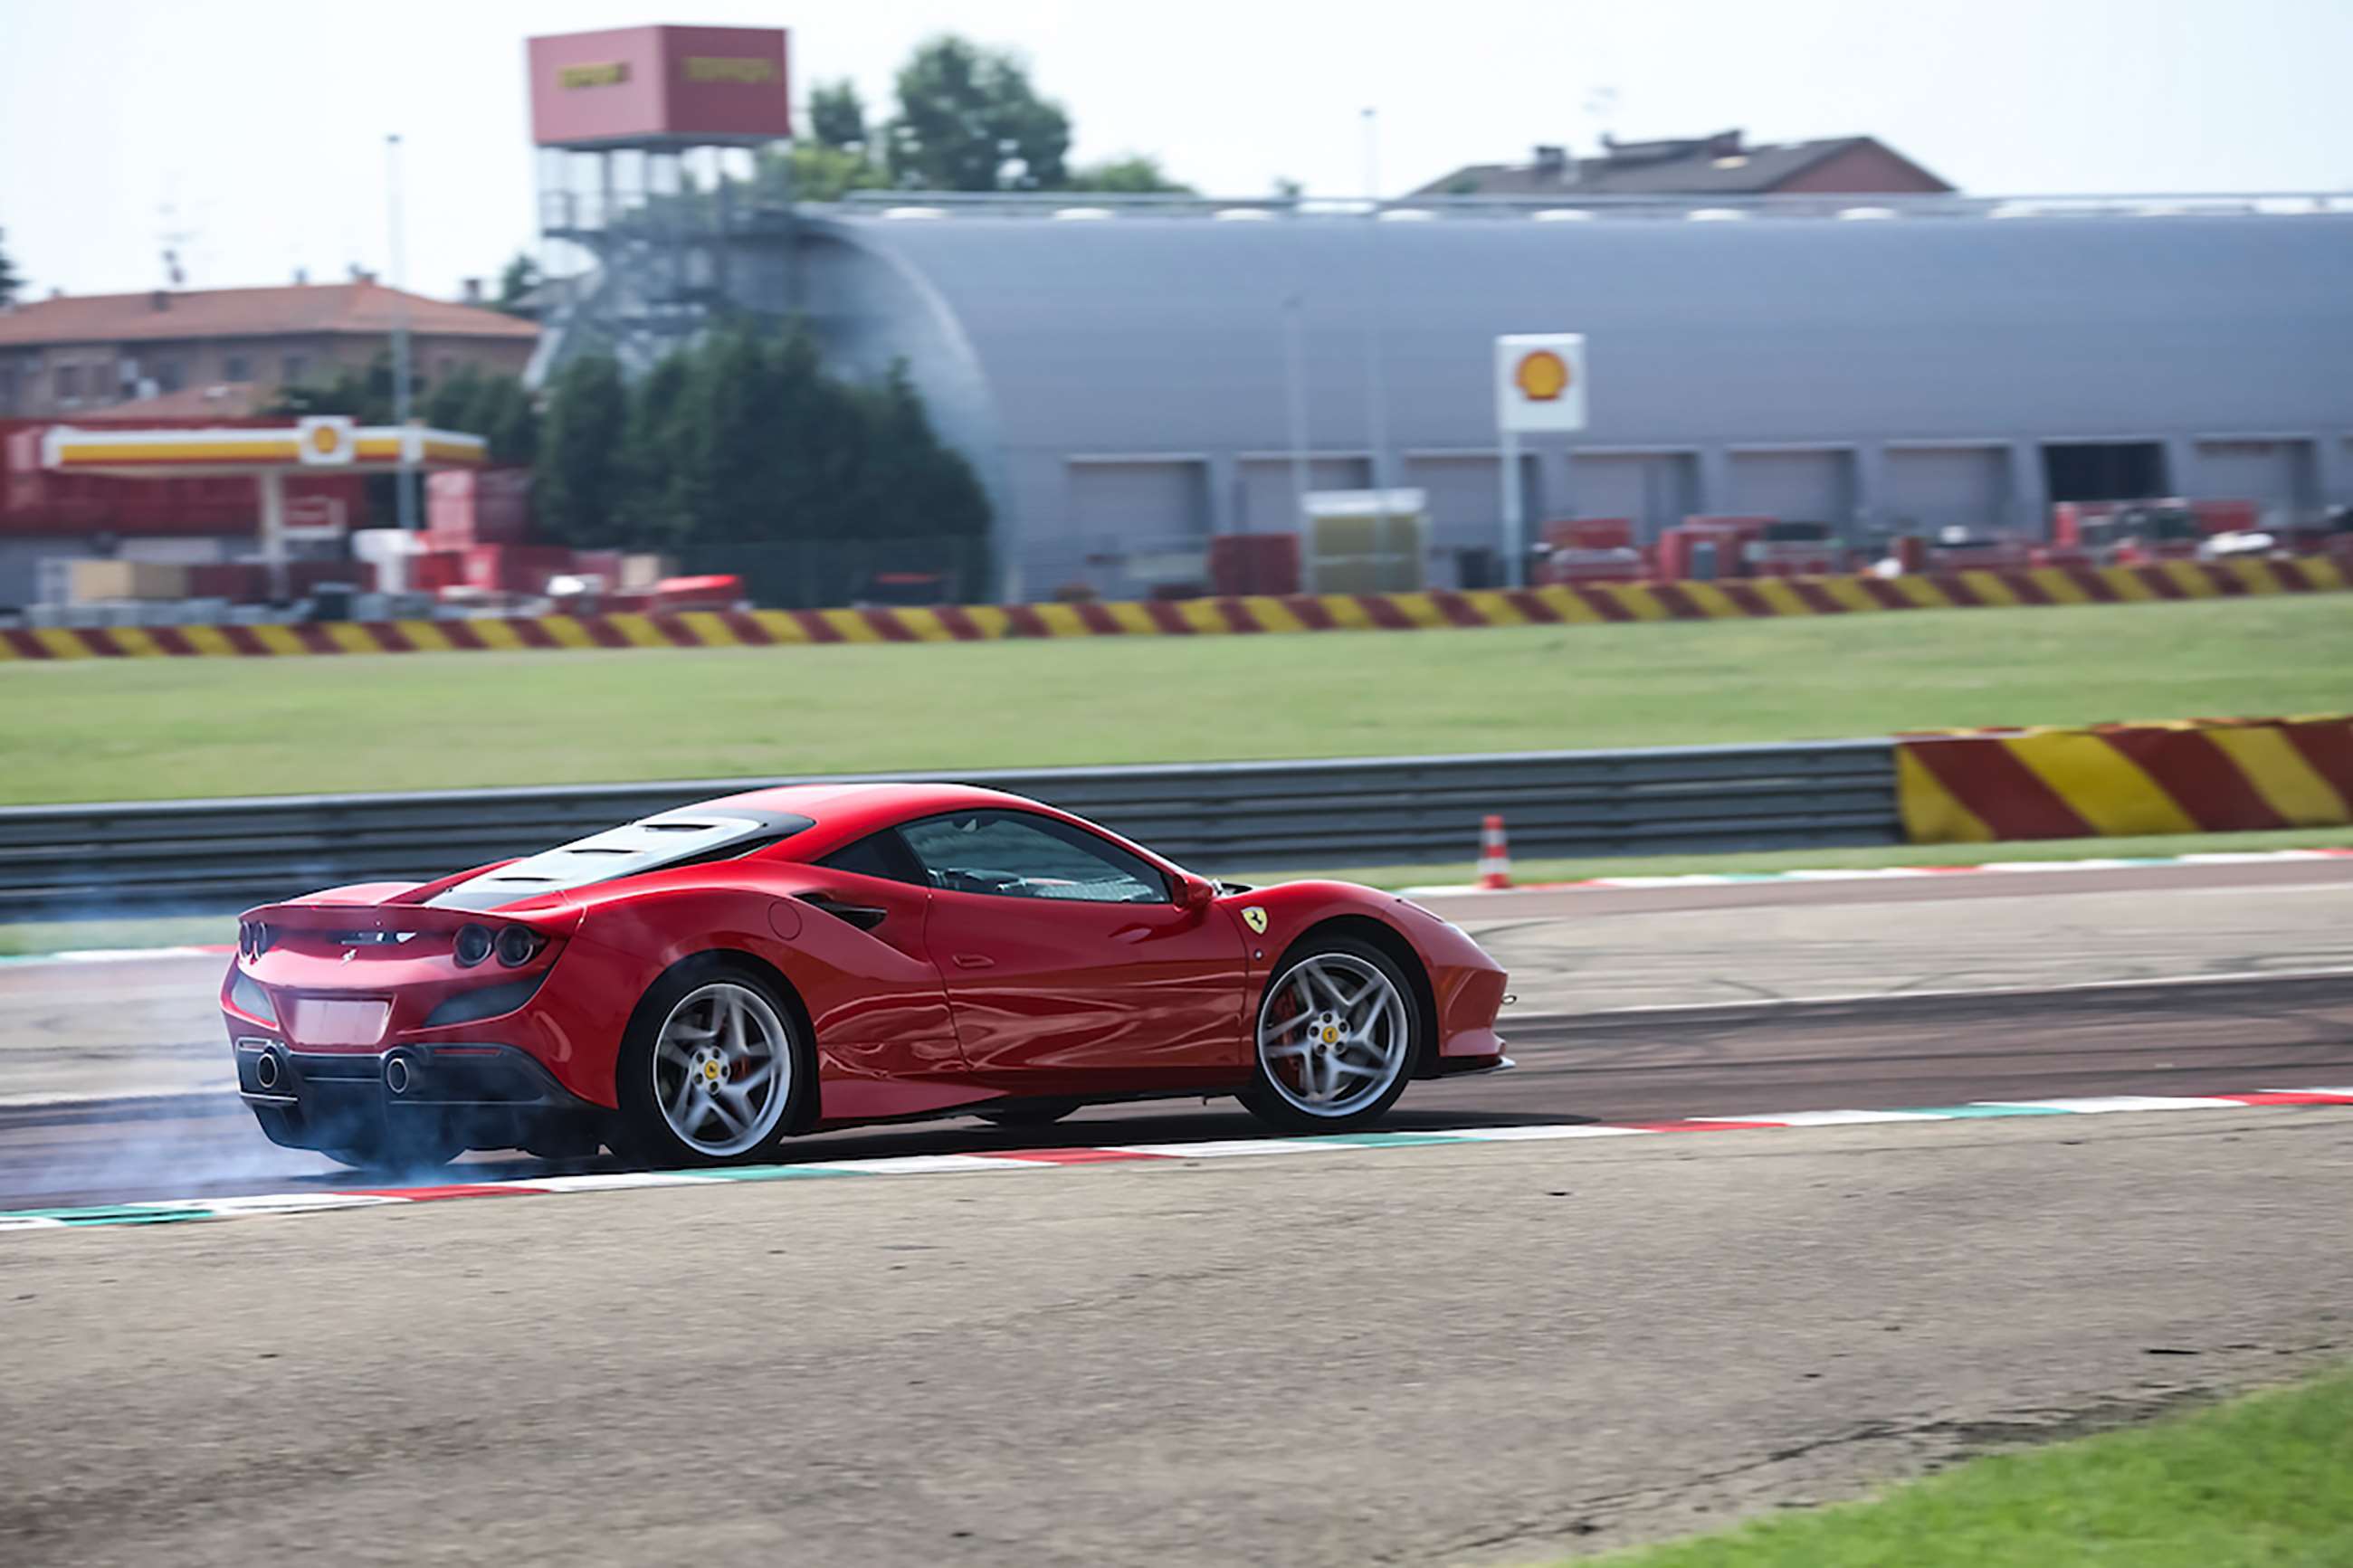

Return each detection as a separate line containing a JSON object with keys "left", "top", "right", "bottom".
{"left": 0, "top": 278, "right": 539, "bottom": 419}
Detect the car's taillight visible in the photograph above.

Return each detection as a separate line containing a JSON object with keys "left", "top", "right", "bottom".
{"left": 496, "top": 926, "right": 544, "bottom": 967}
{"left": 453, "top": 924, "right": 493, "bottom": 967}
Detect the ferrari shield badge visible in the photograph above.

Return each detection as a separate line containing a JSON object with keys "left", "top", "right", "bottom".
{"left": 1242, "top": 907, "right": 1270, "bottom": 935}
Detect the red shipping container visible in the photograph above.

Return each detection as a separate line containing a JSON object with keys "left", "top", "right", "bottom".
{"left": 1207, "top": 533, "right": 1300, "bottom": 596}
{"left": 410, "top": 549, "right": 468, "bottom": 592}
{"left": 1541, "top": 518, "right": 1634, "bottom": 552}
{"left": 2187, "top": 498, "right": 2257, "bottom": 536}
{"left": 426, "top": 468, "right": 535, "bottom": 546}
{"left": 186, "top": 563, "right": 266, "bottom": 601}
{"left": 462, "top": 544, "right": 575, "bottom": 594}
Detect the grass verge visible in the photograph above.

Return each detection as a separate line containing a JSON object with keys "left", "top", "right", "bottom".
{"left": 1232, "top": 826, "right": 2353, "bottom": 890}
{"left": 0, "top": 596, "right": 2348, "bottom": 804}
{"left": 1585, "top": 1365, "right": 2353, "bottom": 1567}
{"left": 0, "top": 915, "right": 231, "bottom": 957}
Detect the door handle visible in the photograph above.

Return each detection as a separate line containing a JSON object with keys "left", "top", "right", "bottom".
{"left": 952, "top": 953, "right": 996, "bottom": 969}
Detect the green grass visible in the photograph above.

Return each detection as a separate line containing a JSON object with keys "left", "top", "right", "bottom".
{"left": 1585, "top": 1365, "right": 2353, "bottom": 1567}
{"left": 1234, "top": 826, "right": 2353, "bottom": 889}
{"left": 0, "top": 597, "right": 2346, "bottom": 806}
{"left": 0, "top": 915, "right": 231, "bottom": 957}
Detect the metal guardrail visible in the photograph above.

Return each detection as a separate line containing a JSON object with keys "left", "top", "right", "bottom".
{"left": 0, "top": 741, "right": 1899, "bottom": 919}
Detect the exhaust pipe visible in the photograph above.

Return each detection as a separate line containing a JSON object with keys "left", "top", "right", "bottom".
{"left": 253, "top": 1050, "right": 281, "bottom": 1090}
{"left": 384, "top": 1054, "right": 413, "bottom": 1097}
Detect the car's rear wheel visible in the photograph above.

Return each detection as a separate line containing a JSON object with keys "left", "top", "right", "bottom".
{"left": 1241, "top": 936, "right": 1419, "bottom": 1134}
{"left": 615, "top": 961, "right": 809, "bottom": 1167}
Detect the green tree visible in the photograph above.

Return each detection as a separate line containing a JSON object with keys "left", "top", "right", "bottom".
{"left": 537, "top": 354, "right": 629, "bottom": 545}
{"left": 854, "top": 360, "right": 989, "bottom": 541}
{"left": 469, "top": 375, "right": 539, "bottom": 467}
{"left": 0, "top": 226, "right": 21, "bottom": 308}
{"left": 618, "top": 349, "right": 695, "bottom": 540}
{"left": 785, "top": 143, "right": 889, "bottom": 203}
{"left": 668, "top": 328, "right": 789, "bottom": 543}
{"left": 883, "top": 36, "right": 1070, "bottom": 191}
{"left": 264, "top": 355, "right": 401, "bottom": 423}
{"left": 538, "top": 322, "right": 989, "bottom": 566}
{"left": 808, "top": 79, "right": 868, "bottom": 149}
{"left": 1062, "top": 155, "right": 1195, "bottom": 195}
{"left": 421, "top": 365, "right": 538, "bottom": 465}
{"left": 423, "top": 363, "right": 484, "bottom": 432}
{"left": 495, "top": 252, "right": 541, "bottom": 318}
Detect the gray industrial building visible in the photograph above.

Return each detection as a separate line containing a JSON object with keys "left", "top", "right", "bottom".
{"left": 538, "top": 189, "right": 2353, "bottom": 599}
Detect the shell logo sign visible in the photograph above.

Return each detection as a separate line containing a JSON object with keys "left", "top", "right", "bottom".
{"left": 1494, "top": 333, "right": 1587, "bottom": 432}
{"left": 297, "top": 415, "right": 357, "bottom": 466}
{"left": 1513, "top": 348, "right": 1571, "bottom": 402}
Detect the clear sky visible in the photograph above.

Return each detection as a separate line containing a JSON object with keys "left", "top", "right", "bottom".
{"left": 2, "top": 0, "right": 2347, "bottom": 302}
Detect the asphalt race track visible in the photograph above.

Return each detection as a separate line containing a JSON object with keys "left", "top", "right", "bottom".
{"left": 5, "top": 856, "right": 2349, "bottom": 1208}
{"left": 3, "top": 857, "right": 2351, "bottom": 1564}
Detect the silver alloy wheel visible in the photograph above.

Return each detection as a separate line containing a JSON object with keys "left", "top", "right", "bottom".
{"left": 651, "top": 981, "right": 793, "bottom": 1157}
{"left": 1256, "top": 952, "right": 1412, "bottom": 1118}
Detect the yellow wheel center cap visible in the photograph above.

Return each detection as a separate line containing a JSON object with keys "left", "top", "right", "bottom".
{"left": 702, "top": 1060, "right": 722, "bottom": 1083}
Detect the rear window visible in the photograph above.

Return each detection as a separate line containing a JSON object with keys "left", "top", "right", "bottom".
{"left": 426, "top": 808, "right": 814, "bottom": 911}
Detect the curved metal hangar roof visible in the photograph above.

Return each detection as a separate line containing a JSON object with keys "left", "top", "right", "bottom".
{"left": 790, "top": 204, "right": 2353, "bottom": 591}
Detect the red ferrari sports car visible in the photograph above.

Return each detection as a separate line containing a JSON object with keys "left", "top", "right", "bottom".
{"left": 221, "top": 782, "right": 1510, "bottom": 1169}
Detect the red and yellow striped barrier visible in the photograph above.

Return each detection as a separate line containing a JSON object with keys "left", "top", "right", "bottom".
{"left": 2, "top": 555, "right": 2343, "bottom": 661}
{"left": 1899, "top": 716, "right": 2353, "bottom": 843}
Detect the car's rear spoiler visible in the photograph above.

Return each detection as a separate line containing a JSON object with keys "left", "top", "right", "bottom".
{"left": 234, "top": 898, "right": 581, "bottom": 937}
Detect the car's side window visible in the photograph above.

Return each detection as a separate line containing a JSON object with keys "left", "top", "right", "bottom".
{"left": 898, "top": 811, "right": 1169, "bottom": 904}
{"left": 817, "top": 831, "right": 926, "bottom": 886}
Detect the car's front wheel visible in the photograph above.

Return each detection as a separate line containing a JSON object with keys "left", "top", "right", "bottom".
{"left": 614, "top": 961, "right": 810, "bottom": 1167}
{"left": 1241, "top": 935, "right": 1420, "bottom": 1134}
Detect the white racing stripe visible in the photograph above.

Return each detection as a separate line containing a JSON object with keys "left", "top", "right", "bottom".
{"left": 1405, "top": 846, "right": 2353, "bottom": 900}
{"left": 1969, "top": 1096, "right": 2250, "bottom": 1114}
{"left": 830, "top": 1154, "right": 1060, "bottom": 1174}
{"left": 512, "top": 1173, "right": 726, "bottom": 1192}
{"left": 145, "top": 1193, "right": 405, "bottom": 1216}
{"left": 1691, "top": 1109, "right": 1948, "bottom": 1126}
{"left": 1098, "top": 1138, "right": 1347, "bottom": 1159}
{"left": 1434, "top": 1125, "right": 1657, "bottom": 1141}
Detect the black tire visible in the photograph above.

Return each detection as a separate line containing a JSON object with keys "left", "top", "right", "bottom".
{"left": 323, "top": 1119, "right": 463, "bottom": 1174}
{"left": 975, "top": 1098, "right": 1082, "bottom": 1129}
{"left": 1240, "top": 934, "right": 1422, "bottom": 1135}
{"left": 612, "top": 956, "right": 813, "bottom": 1168}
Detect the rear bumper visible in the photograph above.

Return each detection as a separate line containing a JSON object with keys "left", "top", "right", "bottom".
{"left": 233, "top": 1037, "right": 599, "bottom": 1153}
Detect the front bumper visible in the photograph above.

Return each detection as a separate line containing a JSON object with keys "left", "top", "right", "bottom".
{"left": 233, "top": 1038, "right": 600, "bottom": 1154}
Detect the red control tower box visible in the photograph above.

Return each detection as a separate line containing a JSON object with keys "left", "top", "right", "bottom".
{"left": 529, "top": 26, "right": 792, "bottom": 147}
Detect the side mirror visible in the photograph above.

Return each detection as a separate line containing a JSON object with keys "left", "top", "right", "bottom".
{"left": 1177, "top": 874, "right": 1215, "bottom": 912}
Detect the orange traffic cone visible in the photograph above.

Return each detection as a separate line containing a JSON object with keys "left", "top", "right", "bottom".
{"left": 1478, "top": 813, "right": 1512, "bottom": 889}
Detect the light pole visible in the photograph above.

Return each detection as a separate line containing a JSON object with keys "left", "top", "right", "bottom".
{"left": 386, "top": 133, "right": 416, "bottom": 534}
{"left": 1283, "top": 290, "right": 1311, "bottom": 530}
{"left": 1359, "top": 107, "right": 1393, "bottom": 497}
